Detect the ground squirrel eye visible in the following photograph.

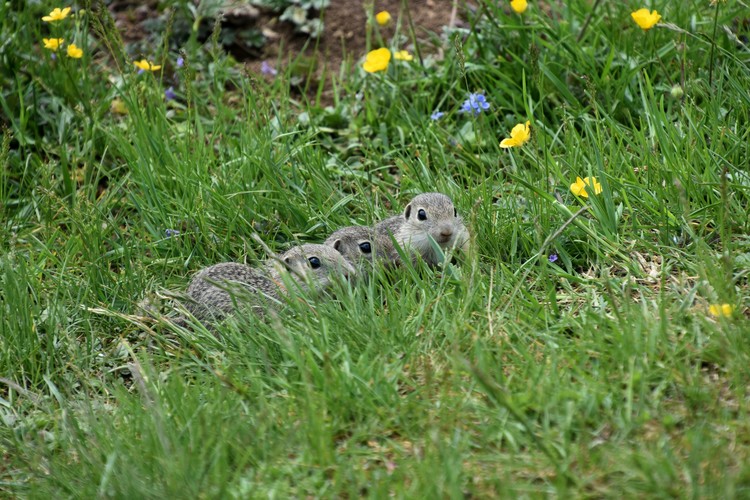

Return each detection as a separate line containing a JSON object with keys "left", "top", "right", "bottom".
{"left": 454, "top": 208, "right": 457, "bottom": 218}
{"left": 308, "top": 256, "right": 321, "bottom": 269}
{"left": 359, "top": 241, "right": 372, "bottom": 254}
{"left": 417, "top": 208, "right": 427, "bottom": 221}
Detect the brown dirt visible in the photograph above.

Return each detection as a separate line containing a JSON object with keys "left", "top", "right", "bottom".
{"left": 247, "top": 0, "right": 458, "bottom": 74}
{"left": 110, "top": 0, "right": 460, "bottom": 96}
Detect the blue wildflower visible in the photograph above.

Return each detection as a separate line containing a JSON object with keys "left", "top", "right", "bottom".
{"left": 548, "top": 254, "right": 558, "bottom": 263}
{"left": 165, "top": 229, "right": 180, "bottom": 238}
{"left": 460, "top": 93, "right": 490, "bottom": 116}
{"left": 430, "top": 110, "right": 445, "bottom": 121}
{"left": 176, "top": 56, "right": 184, "bottom": 68}
{"left": 261, "top": 61, "right": 277, "bottom": 76}
{"left": 164, "top": 86, "right": 176, "bottom": 101}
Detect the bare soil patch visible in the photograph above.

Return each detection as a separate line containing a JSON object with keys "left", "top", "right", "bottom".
{"left": 110, "top": 0, "right": 459, "bottom": 91}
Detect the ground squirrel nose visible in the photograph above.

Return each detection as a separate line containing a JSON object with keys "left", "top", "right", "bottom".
{"left": 440, "top": 226, "right": 453, "bottom": 237}
{"left": 343, "top": 265, "right": 356, "bottom": 280}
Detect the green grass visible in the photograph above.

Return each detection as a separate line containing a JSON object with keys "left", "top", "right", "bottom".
{"left": 2, "top": 0, "right": 749, "bottom": 497}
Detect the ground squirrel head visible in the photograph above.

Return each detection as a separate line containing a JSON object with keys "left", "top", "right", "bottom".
{"left": 398, "top": 192, "right": 470, "bottom": 263}
{"left": 324, "top": 225, "right": 375, "bottom": 269}
{"left": 273, "top": 243, "right": 356, "bottom": 292}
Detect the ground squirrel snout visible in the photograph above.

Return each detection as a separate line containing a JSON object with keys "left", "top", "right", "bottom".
{"left": 375, "top": 192, "right": 470, "bottom": 267}
{"left": 184, "top": 243, "right": 355, "bottom": 323}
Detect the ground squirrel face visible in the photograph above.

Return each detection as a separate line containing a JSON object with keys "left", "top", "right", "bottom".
{"left": 398, "top": 192, "right": 470, "bottom": 262}
{"left": 324, "top": 226, "right": 375, "bottom": 269}
{"left": 276, "top": 243, "right": 356, "bottom": 291}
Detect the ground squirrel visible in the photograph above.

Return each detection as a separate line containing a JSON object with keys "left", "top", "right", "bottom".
{"left": 374, "top": 192, "right": 470, "bottom": 267}
{"left": 184, "top": 243, "right": 356, "bottom": 323}
{"left": 324, "top": 225, "right": 376, "bottom": 271}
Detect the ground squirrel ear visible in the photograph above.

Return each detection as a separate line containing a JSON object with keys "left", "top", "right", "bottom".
{"left": 333, "top": 239, "right": 342, "bottom": 251}
{"left": 404, "top": 203, "right": 412, "bottom": 219}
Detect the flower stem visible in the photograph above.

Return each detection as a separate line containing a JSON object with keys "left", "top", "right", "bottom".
{"left": 576, "top": 0, "right": 602, "bottom": 43}
{"left": 401, "top": 0, "right": 424, "bottom": 71}
{"left": 708, "top": 1, "right": 720, "bottom": 87}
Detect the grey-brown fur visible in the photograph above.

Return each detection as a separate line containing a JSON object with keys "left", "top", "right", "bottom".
{"left": 184, "top": 244, "right": 355, "bottom": 323}
{"left": 324, "top": 225, "right": 376, "bottom": 270}
{"left": 374, "top": 193, "right": 470, "bottom": 266}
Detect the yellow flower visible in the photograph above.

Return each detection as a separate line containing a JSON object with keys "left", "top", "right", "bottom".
{"left": 66, "top": 43, "right": 83, "bottom": 59}
{"left": 394, "top": 50, "right": 413, "bottom": 61}
{"left": 134, "top": 59, "right": 162, "bottom": 72}
{"left": 631, "top": 9, "right": 661, "bottom": 30}
{"left": 499, "top": 121, "right": 531, "bottom": 148}
{"left": 709, "top": 303, "right": 734, "bottom": 317}
{"left": 510, "top": 0, "right": 527, "bottom": 14}
{"left": 375, "top": 11, "right": 391, "bottom": 26}
{"left": 43, "top": 38, "right": 65, "bottom": 51}
{"left": 569, "top": 176, "right": 603, "bottom": 198}
{"left": 42, "top": 7, "right": 72, "bottom": 22}
{"left": 362, "top": 48, "right": 391, "bottom": 73}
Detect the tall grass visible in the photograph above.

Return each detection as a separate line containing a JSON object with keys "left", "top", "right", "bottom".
{"left": 1, "top": 0, "right": 749, "bottom": 496}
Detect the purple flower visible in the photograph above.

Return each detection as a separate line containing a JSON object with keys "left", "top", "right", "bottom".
{"left": 165, "top": 229, "right": 180, "bottom": 238}
{"left": 460, "top": 93, "right": 490, "bottom": 116}
{"left": 165, "top": 86, "right": 177, "bottom": 101}
{"left": 51, "top": 53, "right": 57, "bottom": 60}
{"left": 430, "top": 110, "right": 445, "bottom": 121}
{"left": 261, "top": 61, "right": 277, "bottom": 76}
{"left": 176, "top": 56, "right": 184, "bottom": 68}
{"left": 548, "top": 254, "right": 558, "bottom": 263}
